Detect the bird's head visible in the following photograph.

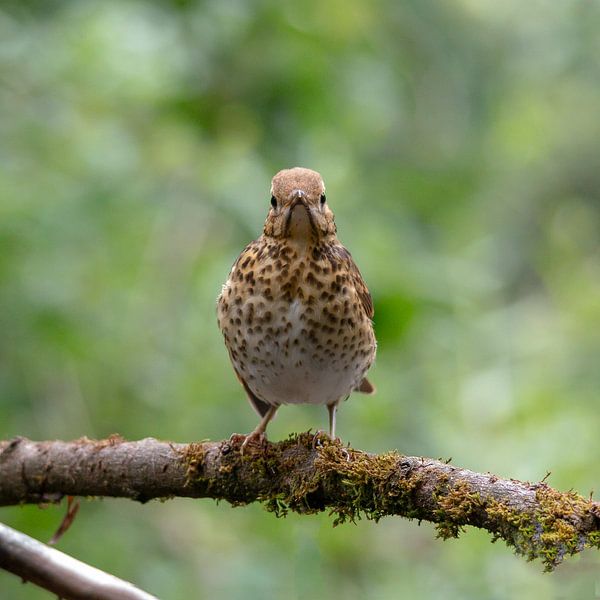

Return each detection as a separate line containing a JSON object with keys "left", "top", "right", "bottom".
{"left": 263, "top": 167, "right": 336, "bottom": 242}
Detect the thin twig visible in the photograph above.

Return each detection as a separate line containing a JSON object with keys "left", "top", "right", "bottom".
{"left": 0, "top": 522, "right": 157, "bottom": 600}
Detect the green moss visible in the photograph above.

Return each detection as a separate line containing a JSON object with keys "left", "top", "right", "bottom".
{"left": 435, "top": 480, "right": 600, "bottom": 571}
{"left": 433, "top": 481, "right": 485, "bottom": 540}
{"left": 311, "top": 436, "right": 424, "bottom": 525}
{"left": 183, "top": 434, "right": 600, "bottom": 571}
{"left": 528, "top": 485, "right": 600, "bottom": 570}
{"left": 183, "top": 442, "right": 207, "bottom": 481}
{"left": 183, "top": 433, "right": 422, "bottom": 524}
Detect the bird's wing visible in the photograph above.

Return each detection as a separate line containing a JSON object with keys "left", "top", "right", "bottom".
{"left": 234, "top": 368, "right": 274, "bottom": 417}
{"left": 329, "top": 245, "right": 374, "bottom": 319}
{"left": 352, "top": 269, "right": 374, "bottom": 319}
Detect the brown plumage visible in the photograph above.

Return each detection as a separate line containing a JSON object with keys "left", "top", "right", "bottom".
{"left": 217, "top": 167, "right": 376, "bottom": 448}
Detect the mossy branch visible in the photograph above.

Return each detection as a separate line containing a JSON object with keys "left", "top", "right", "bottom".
{"left": 1, "top": 433, "right": 599, "bottom": 571}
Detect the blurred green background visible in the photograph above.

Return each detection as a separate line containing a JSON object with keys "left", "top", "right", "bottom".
{"left": 1, "top": 0, "right": 600, "bottom": 598}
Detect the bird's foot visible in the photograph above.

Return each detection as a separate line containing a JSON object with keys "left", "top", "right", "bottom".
{"left": 311, "top": 430, "right": 342, "bottom": 449}
{"left": 311, "top": 429, "right": 327, "bottom": 448}
{"left": 240, "top": 430, "right": 267, "bottom": 456}
{"left": 311, "top": 431, "right": 350, "bottom": 460}
{"left": 221, "top": 433, "right": 246, "bottom": 455}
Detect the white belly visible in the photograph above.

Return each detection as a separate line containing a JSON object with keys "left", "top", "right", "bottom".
{"left": 243, "top": 299, "right": 369, "bottom": 406}
{"left": 247, "top": 351, "right": 359, "bottom": 406}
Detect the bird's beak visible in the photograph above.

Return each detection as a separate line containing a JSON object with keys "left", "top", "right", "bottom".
{"left": 284, "top": 189, "right": 316, "bottom": 237}
{"left": 289, "top": 189, "right": 307, "bottom": 208}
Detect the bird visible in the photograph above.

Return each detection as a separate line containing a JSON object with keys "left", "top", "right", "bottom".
{"left": 217, "top": 167, "right": 376, "bottom": 450}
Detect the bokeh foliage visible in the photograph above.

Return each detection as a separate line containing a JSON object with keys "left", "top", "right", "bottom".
{"left": 1, "top": 0, "right": 600, "bottom": 598}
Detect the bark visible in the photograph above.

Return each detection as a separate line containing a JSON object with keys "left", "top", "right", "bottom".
{"left": 1, "top": 433, "right": 599, "bottom": 571}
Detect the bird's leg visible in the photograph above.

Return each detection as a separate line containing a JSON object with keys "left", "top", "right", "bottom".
{"left": 313, "top": 402, "right": 340, "bottom": 448}
{"left": 327, "top": 401, "right": 350, "bottom": 460}
{"left": 327, "top": 402, "right": 338, "bottom": 439}
{"left": 241, "top": 405, "right": 278, "bottom": 454}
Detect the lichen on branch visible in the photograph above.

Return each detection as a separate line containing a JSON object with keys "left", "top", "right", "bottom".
{"left": 1, "top": 433, "right": 599, "bottom": 571}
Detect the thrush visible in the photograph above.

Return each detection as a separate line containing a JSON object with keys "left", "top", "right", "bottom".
{"left": 217, "top": 167, "right": 376, "bottom": 449}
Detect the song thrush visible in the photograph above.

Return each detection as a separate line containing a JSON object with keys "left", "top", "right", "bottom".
{"left": 217, "top": 167, "right": 376, "bottom": 449}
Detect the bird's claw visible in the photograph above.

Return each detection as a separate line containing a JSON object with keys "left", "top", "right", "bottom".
{"left": 312, "top": 430, "right": 343, "bottom": 449}
{"left": 312, "top": 430, "right": 328, "bottom": 449}
{"left": 312, "top": 431, "right": 350, "bottom": 461}
{"left": 241, "top": 431, "right": 267, "bottom": 456}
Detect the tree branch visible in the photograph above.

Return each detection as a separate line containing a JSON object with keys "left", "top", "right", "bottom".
{"left": 0, "top": 522, "right": 158, "bottom": 600}
{"left": 1, "top": 433, "right": 599, "bottom": 571}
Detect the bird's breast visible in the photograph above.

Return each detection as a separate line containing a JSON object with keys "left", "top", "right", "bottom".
{"left": 218, "top": 241, "right": 375, "bottom": 406}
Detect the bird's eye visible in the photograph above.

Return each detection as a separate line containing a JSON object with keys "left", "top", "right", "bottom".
{"left": 320, "top": 194, "right": 326, "bottom": 205}
{"left": 270, "top": 196, "right": 277, "bottom": 209}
